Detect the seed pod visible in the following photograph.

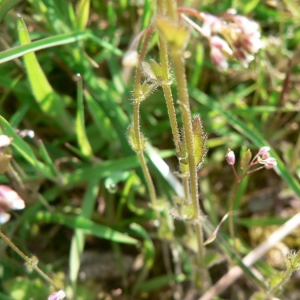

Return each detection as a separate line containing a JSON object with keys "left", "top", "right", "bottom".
{"left": 127, "top": 125, "right": 146, "bottom": 152}
{"left": 240, "top": 149, "right": 252, "bottom": 170}
{"left": 192, "top": 115, "right": 208, "bottom": 168}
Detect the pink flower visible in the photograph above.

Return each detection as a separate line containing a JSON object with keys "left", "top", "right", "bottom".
{"left": 201, "top": 13, "right": 223, "bottom": 36}
{"left": 234, "top": 49, "right": 254, "bottom": 68}
{"left": 0, "top": 185, "right": 25, "bottom": 224}
{"left": 260, "top": 157, "right": 277, "bottom": 169}
{"left": 226, "top": 150, "right": 235, "bottom": 165}
{"left": 210, "top": 47, "right": 228, "bottom": 70}
{"left": 210, "top": 36, "right": 233, "bottom": 55}
{"left": 48, "top": 290, "right": 66, "bottom": 300}
{"left": 258, "top": 146, "right": 271, "bottom": 159}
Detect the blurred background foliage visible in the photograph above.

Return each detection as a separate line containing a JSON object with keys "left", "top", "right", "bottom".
{"left": 0, "top": 0, "right": 299, "bottom": 299}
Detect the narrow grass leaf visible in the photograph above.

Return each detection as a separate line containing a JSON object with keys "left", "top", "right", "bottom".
{"left": 242, "top": 0, "right": 260, "bottom": 14}
{"left": 33, "top": 211, "right": 138, "bottom": 244}
{"left": 37, "top": 140, "right": 59, "bottom": 178}
{"left": 0, "top": 116, "right": 54, "bottom": 179}
{"left": 137, "top": 274, "right": 186, "bottom": 292}
{"left": 0, "top": 31, "right": 89, "bottom": 64}
{"left": 69, "top": 180, "right": 99, "bottom": 289}
{"left": 75, "top": 74, "right": 92, "bottom": 158}
{"left": 76, "top": 0, "right": 90, "bottom": 30}
{"left": 64, "top": 155, "right": 140, "bottom": 187}
{"left": 238, "top": 217, "right": 289, "bottom": 227}
{"left": 130, "top": 223, "right": 155, "bottom": 294}
{"left": 17, "top": 15, "right": 74, "bottom": 132}
{"left": 0, "top": 0, "right": 21, "bottom": 21}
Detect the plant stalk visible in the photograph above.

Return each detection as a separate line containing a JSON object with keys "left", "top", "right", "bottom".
{"left": 132, "top": 27, "right": 157, "bottom": 208}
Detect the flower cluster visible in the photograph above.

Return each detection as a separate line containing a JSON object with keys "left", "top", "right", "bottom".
{"left": 225, "top": 146, "right": 277, "bottom": 171}
{"left": 183, "top": 9, "right": 262, "bottom": 70}
{"left": 256, "top": 146, "right": 277, "bottom": 169}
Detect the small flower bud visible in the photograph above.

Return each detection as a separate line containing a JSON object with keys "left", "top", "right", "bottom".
{"left": 210, "top": 47, "right": 228, "bottom": 70}
{"left": 122, "top": 50, "right": 139, "bottom": 67}
{"left": 48, "top": 290, "right": 66, "bottom": 300}
{"left": 226, "top": 150, "right": 235, "bottom": 165}
{"left": 258, "top": 146, "right": 270, "bottom": 156}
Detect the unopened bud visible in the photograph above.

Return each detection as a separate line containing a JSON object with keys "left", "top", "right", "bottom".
{"left": 48, "top": 290, "right": 66, "bottom": 300}
{"left": 226, "top": 150, "right": 235, "bottom": 165}
{"left": 122, "top": 50, "right": 139, "bottom": 67}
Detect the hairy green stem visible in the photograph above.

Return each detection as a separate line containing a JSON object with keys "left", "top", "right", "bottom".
{"left": 132, "top": 27, "right": 157, "bottom": 207}
{"left": 228, "top": 180, "right": 239, "bottom": 248}
{"left": 0, "top": 230, "right": 61, "bottom": 289}
{"left": 171, "top": 49, "right": 206, "bottom": 284}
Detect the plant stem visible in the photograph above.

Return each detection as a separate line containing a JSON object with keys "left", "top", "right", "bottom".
{"left": 228, "top": 180, "right": 240, "bottom": 247}
{"left": 268, "top": 268, "right": 293, "bottom": 296}
{"left": 156, "top": 4, "right": 190, "bottom": 201}
{"left": 132, "top": 27, "right": 157, "bottom": 208}
{"left": 0, "top": 230, "right": 61, "bottom": 290}
{"left": 171, "top": 48, "right": 206, "bottom": 285}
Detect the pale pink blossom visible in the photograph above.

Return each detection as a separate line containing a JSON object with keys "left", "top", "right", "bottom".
{"left": 258, "top": 146, "right": 270, "bottom": 155}
{"left": 210, "top": 47, "right": 228, "bottom": 70}
{"left": 0, "top": 185, "right": 25, "bottom": 224}
{"left": 210, "top": 36, "right": 233, "bottom": 55}
{"left": 260, "top": 157, "right": 277, "bottom": 169}
{"left": 201, "top": 13, "right": 223, "bottom": 36}
{"left": 258, "top": 146, "right": 271, "bottom": 159}
{"left": 226, "top": 150, "right": 235, "bottom": 165}
{"left": 48, "top": 290, "right": 66, "bottom": 300}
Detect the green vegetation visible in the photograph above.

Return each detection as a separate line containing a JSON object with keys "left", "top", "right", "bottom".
{"left": 0, "top": 0, "right": 299, "bottom": 299}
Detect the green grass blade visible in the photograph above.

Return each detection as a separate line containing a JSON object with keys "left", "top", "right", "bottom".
{"left": 64, "top": 155, "right": 140, "bottom": 187}
{"left": 0, "top": 0, "right": 21, "bottom": 21}
{"left": 190, "top": 87, "right": 300, "bottom": 198}
{"left": 33, "top": 211, "right": 138, "bottom": 244}
{"left": 69, "top": 179, "right": 99, "bottom": 290}
{"left": 76, "top": 0, "right": 90, "bottom": 30}
{"left": 75, "top": 74, "right": 92, "bottom": 158}
{"left": 17, "top": 14, "right": 73, "bottom": 131}
{"left": 0, "top": 116, "right": 54, "bottom": 179}
{"left": 0, "top": 31, "right": 89, "bottom": 64}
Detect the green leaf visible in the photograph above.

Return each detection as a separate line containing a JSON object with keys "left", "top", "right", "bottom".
{"left": 0, "top": 31, "right": 89, "bottom": 64}
{"left": 136, "top": 274, "right": 186, "bottom": 292}
{"left": 33, "top": 211, "right": 138, "bottom": 244}
{"left": 0, "top": 116, "right": 54, "bottom": 179}
{"left": 69, "top": 180, "right": 100, "bottom": 289}
{"left": 4, "top": 278, "right": 48, "bottom": 300}
{"left": 16, "top": 14, "right": 73, "bottom": 132}
{"left": 75, "top": 74, "right": 92, "bottom": 158}
{"left": 242, "top": 0, "right": 260, "bottom": 14}
{"left": 0, "top": 0, "right": 21, "bottom": 21}
{"left": 76, "top": 0, "right": 90, "bottom": 30}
